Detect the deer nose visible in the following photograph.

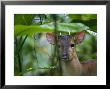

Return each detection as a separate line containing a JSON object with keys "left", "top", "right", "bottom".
{"left": 62, "top": 52, "right": 68, "bottom": 59}
{"left": 63, "top": 52, "right": 67, "bottom": 56}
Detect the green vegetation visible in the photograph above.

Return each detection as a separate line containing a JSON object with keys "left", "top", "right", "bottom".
{"left": 14, "top": 14, "right": 97, "bottom": 76}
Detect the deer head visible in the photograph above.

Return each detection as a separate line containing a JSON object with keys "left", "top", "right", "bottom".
{"left": 46, "top": 31, "right": 85, "bottom": 61}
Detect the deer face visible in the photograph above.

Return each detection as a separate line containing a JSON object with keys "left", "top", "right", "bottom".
{"left": 57, "top": 35, "right": 73, "bottom": 60}
{"left": 46, "top": 31, "right": 85, "bottom": 61}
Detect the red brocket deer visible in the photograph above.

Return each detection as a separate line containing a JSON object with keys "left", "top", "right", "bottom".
{"left": 46, "top": 31, "right": 97, "bottom": 76}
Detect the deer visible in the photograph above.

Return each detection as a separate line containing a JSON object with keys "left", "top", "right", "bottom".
{"left": 46, "top": 31, "right": 97, "bottom": 76}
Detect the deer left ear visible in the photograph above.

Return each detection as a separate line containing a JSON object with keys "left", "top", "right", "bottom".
{"left": 46, "top": 33, "right": 55, "bottom": 44}
{"left": 74, "top": 31, "right": 85, "bottom": 44}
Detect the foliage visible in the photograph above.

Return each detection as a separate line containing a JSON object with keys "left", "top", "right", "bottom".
{"left": 14, "top": 14, "right": 97, "bottom": 76}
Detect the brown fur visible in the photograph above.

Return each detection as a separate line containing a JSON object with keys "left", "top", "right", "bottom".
{"left": 81, "top": 60, "right": 97, "bottom": 76}
{"left": 59, "top": 47, "right": 97, "bottom": 76}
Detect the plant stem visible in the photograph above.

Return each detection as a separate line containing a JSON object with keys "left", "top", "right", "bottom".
{"left": 18, "top": 52, "right": 22, "bottom": 75}
{"left": 18, "top": 35, "right": 28, "bottom": 52}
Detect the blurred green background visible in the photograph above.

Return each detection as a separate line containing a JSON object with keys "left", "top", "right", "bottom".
{"left": 14, "top": 14, "right": 97, "bottom": 76}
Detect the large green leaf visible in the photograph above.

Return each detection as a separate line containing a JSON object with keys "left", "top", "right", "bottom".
{"left": 14, "top": 23, "right": 90, "bottom": 37}
{"left": 41, "top": 23, "right": 89, "bottom": 32}
{"left": 14, "top": 25, "right": 53, "bottom": 36}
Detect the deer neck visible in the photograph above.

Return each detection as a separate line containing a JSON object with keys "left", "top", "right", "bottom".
{"left": 60, "top": 49, "right": 82, "bottom": 76}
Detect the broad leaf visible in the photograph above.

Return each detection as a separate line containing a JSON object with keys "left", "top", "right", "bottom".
{"left": 14, "top": 25, "right": 53, "bottom": 36}
{"left": 41, "top": 23, "right": 89, "bottom": 32}
{"left": 14, "top": 23, "right": 90, "bottom": 37}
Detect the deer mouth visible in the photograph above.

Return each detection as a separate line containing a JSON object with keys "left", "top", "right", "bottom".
{"left": 62, "top": 56, "right": 67, "bottom": 59}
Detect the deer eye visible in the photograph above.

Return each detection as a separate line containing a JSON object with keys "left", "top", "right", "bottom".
{"left": 71, "top": 44, "right": 75, "bottom": 48}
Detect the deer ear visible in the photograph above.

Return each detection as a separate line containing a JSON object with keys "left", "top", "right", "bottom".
{"left": 46, "top": 33, "right": 55, "bottom": 44}
{"left": 74, "top": 31, "right": 85, "bottom": 44}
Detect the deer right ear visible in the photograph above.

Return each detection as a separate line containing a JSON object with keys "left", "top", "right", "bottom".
{"left": 46, "top": 33, "right": 55, "bottom": 44}
{"left": 74, "top": 31, "right": 85, "bottom": 44}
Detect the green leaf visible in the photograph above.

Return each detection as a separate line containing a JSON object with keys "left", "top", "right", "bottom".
{"left": 14, "top": 25, "right": 53, "bottom": 36}
{"left": 14, "top": 23, "right": 90, "bottom": 37}
{"left": 41, "top": 23, "right": 89, "bottom": 32}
